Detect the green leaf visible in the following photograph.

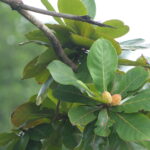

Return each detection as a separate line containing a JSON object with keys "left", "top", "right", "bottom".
{"left": 35, "top": 69, "right": 50, "bottom": 84}
{"left": 53, "top": 85, "right": 97, "bottom": 105}
{"left": 28, "top": 124, "right": 53, "bottom": 141}
{"left": 112, "top": 113, "right": 150, "bottom": 141}
{"left": 81, "top": 0, "right": 96, "bottom": 18}
{"left": 37, "top": 49, "right": 57, "bottom": 65}
{"left": 58, "top": 0, "right": 87, "bottom": 16}
{"left": 26, "top": 140, "right": 42, "bottom": 150}
{"left": 22, "top": 57, "right": 46, "bottom": 79}
{"left": 96, "top": 19, "right": 129, "bottom": 38}
{"left": 87, "top": 38, "right": 118, "bottom": 92}
{"left": 112, "top": 67, "right": 148, "bottom": 98}
{"left": 11, "top": 102, "right": 51, "bottom": 128}
{"left": 62, "top": 120, "right": 81, "bottom": 149}
{"left": 68, "top": 105, "right": 97, "bottom": 126}
{"left": 58, "top": 0, "right": 87, "bottom": 29}
{"left": 41, "top": 0, "right": 64, "bottom": 25}
{"left": 14, "top": 134, "right": 29, "bottom": 150}
{"left": 0, "top": 133, "right": 17, "bottom": 146}
{"left": 71, "top": 33, "right": 94, "bottom": 48}
{"left": 94, "top": 109, "right": 111, "bottom": 137}
{"left": 75, "top": 122, "right": 103, "bottom": 150}
{"left": 48, "top": 60, "right": 92, "bottom": 94}
{"left": 115, "top": 89, "right": 150, "bottom": 113}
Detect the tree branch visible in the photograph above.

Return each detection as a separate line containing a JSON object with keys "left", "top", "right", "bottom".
{"left": 0, "top": 0, "right": 113, "bottom": 28}
{"left": 0, "top": 0, "right": 77, "bottom": 71}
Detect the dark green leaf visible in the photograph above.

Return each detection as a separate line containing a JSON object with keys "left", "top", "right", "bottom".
{"left": 87, "top": 38, "right": 118, "bottom": 92}
{"left": 62, "top": 120, "right": 81, "bottom": 149}
{"left": 41, "top": 0, "right": 64, "bottom": 25}
{"left": 112, "top": 67, "right": 148, "bottom": 98}
{"left": 53, "top": 85, "right": 98, "bottom": 105}
{"left": 96, "top": 19, "right": 129, "bottom": 38}
{"left": 28, "top": 124, "right": 52, "bottom": 141}
{"left": 26, "top": 140, "right": 42, "bottom": 150}
{"left": 68, "top": 105, "right": 97, "bottom": 126}
{"left": 81, "top": 0, "right": 96, "bottom": 18}
{"left": 112, "top": 113, "right": 150, "bottom": 141}
{"left": 14, "top": 134, "right": 29, "bottom": 150}
{"left": 75, "top": 122, "right": 104, "bottom": 150}
{"left": 115, "top": 89, "right": 150, "bottom": 113}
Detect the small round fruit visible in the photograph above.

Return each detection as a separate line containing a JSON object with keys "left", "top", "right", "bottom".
{"left": 111, "top": 94, "right": 122, "bottom": 106}
{"left": 102, "top": 91, "right": 112, "bottom": 103}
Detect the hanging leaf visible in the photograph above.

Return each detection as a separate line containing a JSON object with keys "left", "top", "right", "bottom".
{"left": 81, "top": 0, "right": 96, "bottom": 18}
{"left": 96, "top": 19, "right": 129, "bottom": 38}
{"left": 94, "top": 109, "right": 111, "bottom": 137}
{"left": 41, "top": 0, "right": 64, "bottom": 25}
{"left": 115, "top": 89, "right": 150, "bottom": 113}
{"left": 112, "top": 113, "right": 150, "bottom": 141}
{"left": 68, "top": 105, "right": 97, "bottom": 126}
{"left": 48, "top": 60, "right": 92, "bottom": 94}
{"left": 11, "top": 102, "right": 52, "bottom": 128}
{"left": 87, "top": 38, "right": 118, "bottom": 92}
{"left": 112, "top": 67, "right": 148, "bottom": 98}
{"left": 62, "top": 120, "right": 81, "bottom": 149}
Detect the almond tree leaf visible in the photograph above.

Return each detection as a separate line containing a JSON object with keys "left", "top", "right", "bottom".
{"left": 81, "top": 0, "right": 96, "bottom": 18}
{"left": 96, "top": 19, "right": 129, "bottom": 38}
{"left": 41, "top": 0, "right": 64, "bottom": 25}
{"left": 68, "top": 105, "right": 97, "bottom": 126}
{"left": 115, "top": 89, "right": 150, "bottom": 113}
{"left": 112, "top": 67, "right": 148, "bottom": 98}
{"left": 87, "top": 38, "right": 118, "bottom": 92}
{"left": 112, "top": 113, "right": 150, "bottom": 141}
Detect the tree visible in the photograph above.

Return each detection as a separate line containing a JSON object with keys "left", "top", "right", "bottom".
{"left": 0, "top": 0, "right": 150, "bottom": 150}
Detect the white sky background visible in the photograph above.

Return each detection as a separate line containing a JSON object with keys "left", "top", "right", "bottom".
{"left": 22, "top": 0, "right": 150, "bottom": 60}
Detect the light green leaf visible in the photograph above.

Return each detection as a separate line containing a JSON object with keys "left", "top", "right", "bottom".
{"left": 94, "top": 109, "right": 111, "bottom": 137}
{"left": 112, "top": 113, "right": 150, "bottom": 141}
{"left": 68, "top": 106, "right": 97, "bottom": 126}
{"left": 112, "top": 67, "right": 148, "bottom": 98}
{"left": 48, "top": 60, "right": 92, "bottom": 95}
{"left": 115, "top": 89, "right": 150, "bottom": 113}
{"left": 71, "top": 33, "right": 94, "bottom": 48}
{"left": 87, "top": 38, "right": 118, "bottom": 92}
{"left": 96, "top": 19, "right": 129, "bottom": 38}
{"left": 81, "top": 0, "right": 96, "bottom": 18}
{"left": 58, "top": 0, "right": 87, "bottom": 16}
{"left": 41, "top": 0, "right": 64, "bottom": 25}
{"left": 58, "top": 0, "right": 87, "bottom": 28}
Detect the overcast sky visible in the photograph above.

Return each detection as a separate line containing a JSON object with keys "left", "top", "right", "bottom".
{"left": 22, "top": 0, "right": 150, "bottom": 60}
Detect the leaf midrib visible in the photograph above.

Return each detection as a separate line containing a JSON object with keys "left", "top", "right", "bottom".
{"left": 117, "top": 113, "right": 149, "bottom": 139}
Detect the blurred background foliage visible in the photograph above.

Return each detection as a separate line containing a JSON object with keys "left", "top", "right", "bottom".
{"left": 0, "top": 3, "right": 45, "bottom": 132}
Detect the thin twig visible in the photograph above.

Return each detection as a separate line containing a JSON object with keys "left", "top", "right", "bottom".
{"left": 0, "top": 0, "right": 113, "bottom": 28}
{"left": 0, "top": 0, "right": 77, "bottom": 71}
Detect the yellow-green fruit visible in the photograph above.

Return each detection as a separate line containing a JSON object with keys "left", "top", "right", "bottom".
{"left": 102, "top": 91, "right": 112, "bottom": 103}
{"left": 111, "top": 94, "right": 122, "bottom": 106}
